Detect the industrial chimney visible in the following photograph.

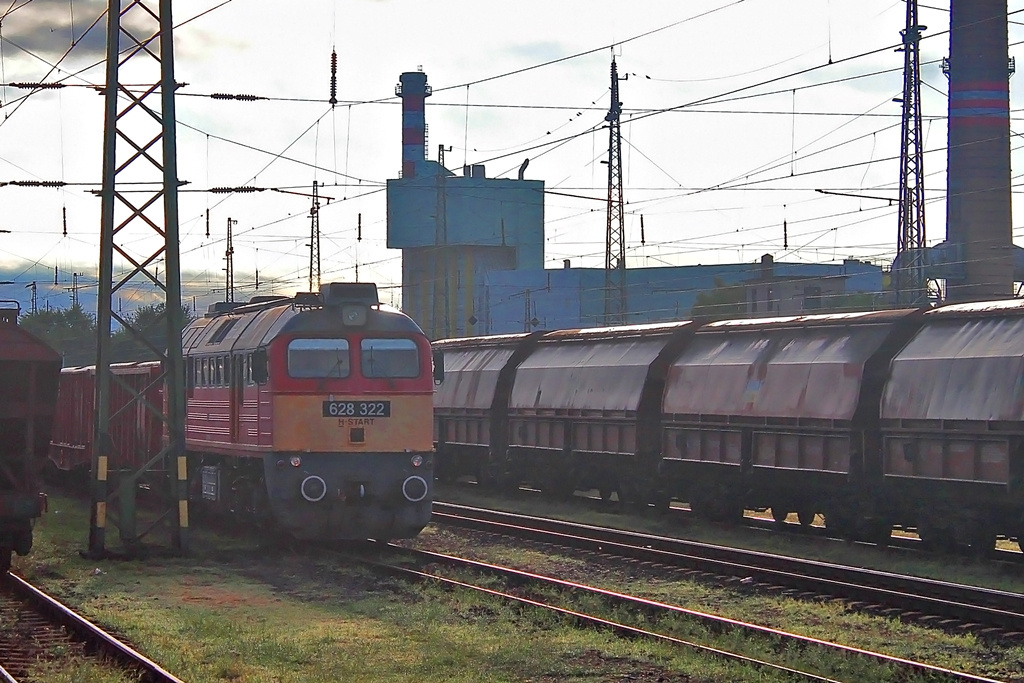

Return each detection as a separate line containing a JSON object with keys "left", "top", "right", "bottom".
{"left": 395, "top": 70, "right": 431, "bottom": 179}
{"left": 945, "top": 0, "right": 1013, "bottom": 301}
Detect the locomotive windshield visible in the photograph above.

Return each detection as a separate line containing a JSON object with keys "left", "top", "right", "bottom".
{"left": 287, "top": 339, "right": 350, "bottom": 378}
{"left": 361, "top": 338, "right": 420, "bottom": 378}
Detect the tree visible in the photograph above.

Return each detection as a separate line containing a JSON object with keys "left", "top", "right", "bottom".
{"left": 111, "top": 303, "right": 197, "bottom": 362}
{"left": 690, "top": 278, "right": 748, "bottom": 320}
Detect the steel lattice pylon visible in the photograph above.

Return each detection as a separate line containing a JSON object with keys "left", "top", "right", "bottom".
{"left": 603, "top": 57, "right": 627, "bottom": 326}
{"left": 894, "top": 0, "right": 928, "bottom": 306}
{"left": 308, "top": 181, "right": 321, "bottom": 291}
{"left": 90, "top": 0, "right": 188, "bottom": 556}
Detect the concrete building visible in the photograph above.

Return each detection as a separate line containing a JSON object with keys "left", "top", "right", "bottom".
{"left": 386, "top": 70, "right": 544, "bottom": 340}
{"left": 384, "top": 69, "right": 884, "bottom": 339}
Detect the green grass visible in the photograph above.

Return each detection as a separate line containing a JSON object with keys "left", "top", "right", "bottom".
{"left": 10, "top": 493, "right": 1024, "bottom": 682}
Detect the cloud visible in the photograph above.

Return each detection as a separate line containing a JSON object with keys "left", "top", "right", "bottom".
{"left": 0, "top": 0, "right": 202, "bottom": 76}
{"left": 1, "top": 0, "right": 106, "bottom": 66}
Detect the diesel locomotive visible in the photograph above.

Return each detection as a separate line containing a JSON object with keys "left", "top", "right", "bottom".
{"left": 50, "top": 283, "right": 437, "bottom": 542}
{"left": 434, "top": 300, "right": 1024, "bottom": 554}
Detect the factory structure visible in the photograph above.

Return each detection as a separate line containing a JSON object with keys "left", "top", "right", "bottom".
{"left": 386, "top": 71, "right": 882, "bottom": 338}
{"left": 387, "top": 0, "right": 1019, "bottom": 338}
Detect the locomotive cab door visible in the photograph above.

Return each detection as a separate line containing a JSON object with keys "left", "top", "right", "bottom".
{"left": 230, "top": 354, "right": 244, "bottom": 442}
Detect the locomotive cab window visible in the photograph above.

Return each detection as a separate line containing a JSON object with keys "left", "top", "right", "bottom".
{"left": 360, "top": 338, "right": 420, "bottom": 378}
{"left": 288, "top": 339, "right": 350, "bottom": 378}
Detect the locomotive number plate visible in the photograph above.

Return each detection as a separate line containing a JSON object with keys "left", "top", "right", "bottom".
{"left": 322, "top": 400, "right": 391, "bottom": 418}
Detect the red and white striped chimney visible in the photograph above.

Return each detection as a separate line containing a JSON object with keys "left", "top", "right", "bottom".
{"left": 395, "top": 70, "right": 431, "bottom": 179}
{"left": 945, "top": 0, "right": 1013, "bottom": 301}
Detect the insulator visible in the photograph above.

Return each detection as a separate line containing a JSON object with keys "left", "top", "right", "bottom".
{"left": 9, "top": 180, "right": 65, "bottom": 187}
{"left": 209, "top": 186, "right": 262, "bottom": 194}
{"left": 10, "top": 82, "right": 65, "bottom": 89}
{"left": 210, "top": 93, "right": 263, "bottom": 101}
{"left": 329, "top": 51, "right": 338, "bottom": 105}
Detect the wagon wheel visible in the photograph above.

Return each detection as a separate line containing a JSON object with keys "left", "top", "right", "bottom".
{"left": 824, "top": 510, "right": 855, "bottom": 541}
{"left": 770, "top": 507, "right": 790, "bottom": 526}
{"left": 965, "top": 525, "right": 996, "bottom": 559}
{"left": 0, "top": 547, "right": 11, "bottom": 573}
{"left": 860, "top": 518, "right": 892, "bottom": 548}
{"left": 797, "top": 508, "right": 816, "bottom": 527}
{"left": 917, "top": 521, "right": 957, "bottom": 554}
{"left": 645, "top": 492, "right": 671, "bottom": 516}
{"left": 544, "top": 472, "right": 575, "bottom": 500}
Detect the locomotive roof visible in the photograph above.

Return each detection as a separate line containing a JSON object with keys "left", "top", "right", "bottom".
{"left": 183, "top": 286, "right": 423, "bottom": 355}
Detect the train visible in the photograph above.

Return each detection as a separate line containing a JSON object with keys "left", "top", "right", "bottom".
{"left": 0, "top": 303, "right": 61, "bottom": 572}
{"left": 49, "top": 283, "right": 438, "bottom": 542}
{"left": 433, "top": 299, "right": 1024, "bottom": 554}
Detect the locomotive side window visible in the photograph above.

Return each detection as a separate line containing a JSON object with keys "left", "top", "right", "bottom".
{"left": 201, "top": 358, "right": 208, "bottom": 386}
{"left": 360, "top": 338, "right": 420, "bottom": 378}
{"left": 288, "top": 339, "right": 350, "bottom": 378}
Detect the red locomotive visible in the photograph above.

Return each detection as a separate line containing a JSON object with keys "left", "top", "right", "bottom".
{"left": 0, "top": 303, "right": 60, "bottom": 571}
{"left": 50, "top": 283, "right": 437, "bottom": 541}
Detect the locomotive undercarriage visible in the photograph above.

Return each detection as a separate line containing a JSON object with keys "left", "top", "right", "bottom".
{"left": 193, "top": 451, "right": 433, "bottom": 541}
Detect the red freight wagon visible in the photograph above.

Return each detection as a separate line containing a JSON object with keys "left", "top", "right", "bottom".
{"left": 49, "top": 362, "right": 164, "bottom": 473}
{"left": 0, "top": 303, "right": 61, "bottom": 571}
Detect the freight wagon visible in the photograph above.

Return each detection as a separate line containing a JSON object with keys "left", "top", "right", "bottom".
{"left": 434, "top": 300, "right": 1024, "bottom": 553}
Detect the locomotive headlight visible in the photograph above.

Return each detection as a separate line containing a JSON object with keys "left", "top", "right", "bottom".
{"left": 290, "top": 456, "right": 302, "bottom": 467}
{"left": 410, "top": 454, "right": 424, "bottom": 468}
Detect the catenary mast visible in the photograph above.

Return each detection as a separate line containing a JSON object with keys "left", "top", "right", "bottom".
{"left": 91, "top": 0, "right": 188, "bottom": 556}
{"left": 603, "top": 56, "right": 627, "bottom": 326}
{"left": 894, "top": 0, "right": 928, "bottom": 306}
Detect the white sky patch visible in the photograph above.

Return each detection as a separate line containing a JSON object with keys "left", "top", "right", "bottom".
{"left": 0, "top": 0, "right": 1020, "bottom": 314}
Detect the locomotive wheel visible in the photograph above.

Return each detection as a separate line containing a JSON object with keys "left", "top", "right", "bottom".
{"left": 797, "top": 508, "right": 816, "bottom": 527}
{"left": 1, "top": 547, "right": 11, "bottom": 573}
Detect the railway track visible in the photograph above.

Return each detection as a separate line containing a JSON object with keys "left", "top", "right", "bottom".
{"left": 0, "top": 572, "right": 183, "bottom": 683}
{"left": 432, "top": 501, "right": 1024, "bottom": 637}
{"left": 353, "top": 543, "right": 1001, "bottom": 682}
{"left": 451, "top": 481, "right": 1024, "bottom": 561}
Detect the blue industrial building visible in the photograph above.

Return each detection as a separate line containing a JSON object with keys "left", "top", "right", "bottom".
{"left": 479, "top": 258, "right": 883, "bottom": 334}
{"left": 386, "top": 69, "right": 884, "bottom": 339}
{"left": 387, "top": 70, "right": 544, "bottom": 339}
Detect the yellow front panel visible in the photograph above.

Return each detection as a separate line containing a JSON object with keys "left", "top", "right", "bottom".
{"left": 273, "top": 394, "right": 434, "bottom": 452}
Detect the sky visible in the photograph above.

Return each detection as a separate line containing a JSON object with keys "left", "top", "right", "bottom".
{"left": 1, "top": 0, "right": 1022, "bottom": 315}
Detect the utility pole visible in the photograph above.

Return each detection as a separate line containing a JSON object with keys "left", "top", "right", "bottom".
{"left": 309, "top": 181, "right": 321, "bottom": 291}
{"left": 25, "top": 281, "right": 36, "bottom": 314}
{"left": 71, "top": 272, "right": 80, "bottom": 308}
{"left": 225, "top": 217, "right": 237, "bottom": 303}
{"left": 603, "top": 55, "right": 627, "bottom": 326}
{"left": 894, "top": 0, "right": 928, "bottom": 306}
{"left": 91, "top": 0, "right": 188, "bottom": 557}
